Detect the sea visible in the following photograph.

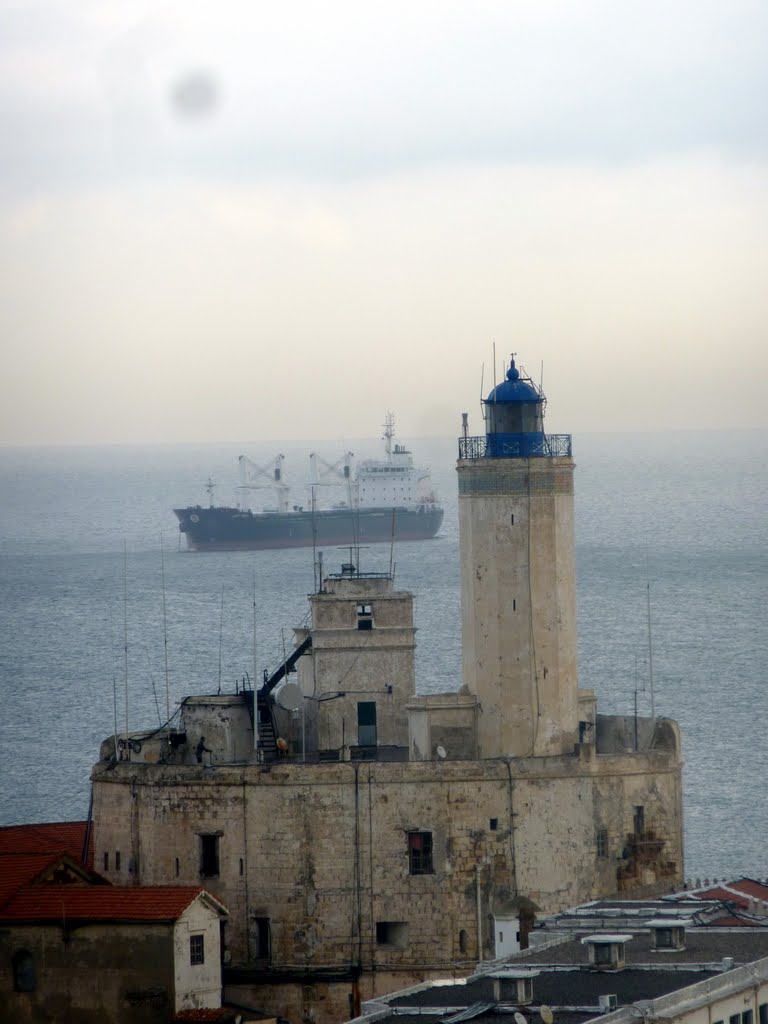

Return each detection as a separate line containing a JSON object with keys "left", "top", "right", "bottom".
{"left": 1, "top": 430, "right": 766, "bottom": 884}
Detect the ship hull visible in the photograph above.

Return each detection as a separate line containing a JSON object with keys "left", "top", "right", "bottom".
{"left": 174, "top": 504, "right": 444, "bottom": 551}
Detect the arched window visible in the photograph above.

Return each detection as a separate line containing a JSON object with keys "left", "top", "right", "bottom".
{"left": 12, "top": 949, "right": 36, "bottom": 992}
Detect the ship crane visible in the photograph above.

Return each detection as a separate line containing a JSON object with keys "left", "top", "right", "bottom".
{"left": 309, "top": 451, "right": 356, "bottom": 510}
{"left": 237, "top": 454, "right": 291, "bottom": 513}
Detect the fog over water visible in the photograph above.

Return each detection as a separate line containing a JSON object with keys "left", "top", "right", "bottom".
{"left": 1, "top": 429, "right": 767, "bottom": 882}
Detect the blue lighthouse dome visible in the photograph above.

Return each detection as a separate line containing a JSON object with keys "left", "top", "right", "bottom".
{"left": 485, "top": 358, "right": 542, "bottom": 405}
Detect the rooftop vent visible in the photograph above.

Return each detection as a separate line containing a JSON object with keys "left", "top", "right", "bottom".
{"left": 648, "top": 918, "right": 690, "bottom": 952}
{"left": 490, "top": 970, "right": 539, "bottom": 1005}
{"left": 581, "top": 934, "right": 633, "bottom": 972}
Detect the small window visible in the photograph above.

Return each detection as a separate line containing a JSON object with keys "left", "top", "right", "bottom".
{"left": 743, "top": 1013, "right": 754, "bottom": 1024}
{"left": 254, "top": 917, "right": 271, "bottom": 960}
{"left": 730, "top": 1015, "right": 741, "bottom": 1024}
{"left": 239, "top": 857, "right": 244, "bottom": 876}
{"left": 489, "top": 818, "right": 498, "bottom": 831}
{"left": 376, "top": 921, "right": 408, "bottom": 948}
{"left": 190, "top": 934, "right": 205, "bottom": 965}
{"left": 594, "top": 943, "right": 613, "bottom": 965}
{"left": 13, "top": 950, "right": 36, "bottom": 992}
{"left": 655, "top": 927, "right": 673, "bottom": 948}
{"left": 175, "top": 857, "right": 180, "bottom": 878}
{"left": 103, "top": 851, "right": 109, "bottom": 871}
{"left": 759, "top": 1007, "right": 768, "bottom": 1024}
{"left": 634, "top": 805, "right": 645, "bottom": 834}
{"left": 200, "top": 834, "right": 220, "bottom": 878}
{"left": 115, "top": 851, "right": 121, "bottom": 871}
{"left": 357, "top": 702, "right": 377, "bottom": 747}
{"left": 356, "top": 603, "right": 373, "bottom": 630}
{"left": 408, "top": 831, "right": 433, "bottom": 875}
{"left": 459, "top": 929, "right": 468, "bottom": 954}
{"left": 596, "top": 829, "right": 609, "bottom": 858}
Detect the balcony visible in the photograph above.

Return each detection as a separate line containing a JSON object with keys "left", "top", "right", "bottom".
{"left": 458, "top": 433, "right": 572, "bottom": 459}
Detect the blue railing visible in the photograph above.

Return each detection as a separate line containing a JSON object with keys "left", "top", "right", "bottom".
{"left": 458, "top": 433, "right": 572, "bottom": 459}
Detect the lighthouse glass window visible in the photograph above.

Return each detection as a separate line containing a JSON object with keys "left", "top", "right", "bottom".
{"left": 408, "top": 831, "right": 433, "bottom": 874}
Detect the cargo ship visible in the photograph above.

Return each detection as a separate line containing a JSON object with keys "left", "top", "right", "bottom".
{"left": 174, "top": 415, "right": 444, "bottom": 551}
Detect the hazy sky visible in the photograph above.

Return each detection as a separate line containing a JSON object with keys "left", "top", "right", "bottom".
{"left": 1, "top": 1, "right": 767, "bottom": 443}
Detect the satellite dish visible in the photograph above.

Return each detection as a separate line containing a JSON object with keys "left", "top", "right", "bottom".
{"left": 540, "top": 1006, "right": 554, "bottom": 1024}
{"left": 515, "top": 1013, "right": 527, "bottom": 1024}
{"left": 276, "top": 682, "right": 303, "bottom": 711}
{"left": 436, "top": 745, "right": 447, "bottom": 760}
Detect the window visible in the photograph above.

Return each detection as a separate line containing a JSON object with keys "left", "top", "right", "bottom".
{"left": 408, "top": 831, "right": 433, "bottom": 875}
{"left": 356, "top": 603, "right": 373, "bottom": 630}
{"left": 200, "top": 834, "right": 220, "bottom": 878}
{"left": 634, "top": 805, "right": 645, "bottom": 834}
{"left": 253, "top": 917, "right": 271, "bottom": 960}
{"left": 459, "top": 929, "right": 468, "bottom": 954}
{"left": 103, "top": 851, "right": 109, "bottom": 871}
{"left": 759, "top": 1006, "right": 768, "bottom": 1024}
{"left": 489, "top": 818, "right": 498, "bottom": 831}
{"left": 730, "top": 1015, "right": 741, "bottom": 1024}
{"left": 115, "top": 851, "right": 121, "bottom": 871}
{"left": 12, "top": 950, "right": 36, "bottom": 992}
{"left": 376, "top": 921, "right": 408, "bottom": 948}
{"left": 190, "top": 934, "right": 205, "bottom": 965}
{"left": 175, "top": 857, "right": 180, "bottom": 878}
{"left": 743, "top": 1012, "right": 754, "bottom": 1024}
{"left": 357, "top": 702, "right": 377, "bottom": 747}
{"left": 655, "top": 927, "right": 673, "bottom": 948}
{"left": 596, "top": 829, "right": 609, "bottom": 858}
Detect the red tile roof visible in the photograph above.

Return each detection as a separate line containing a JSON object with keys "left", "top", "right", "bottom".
{"left": 0, "top": 885, "right": 211, "bottom": 923}
{"left": 0, "top": 821, "right": 92, "bottom": 866}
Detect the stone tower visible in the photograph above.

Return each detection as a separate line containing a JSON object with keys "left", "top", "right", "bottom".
{"left": 457, "top": 355, "right": 579, "bottom": 758}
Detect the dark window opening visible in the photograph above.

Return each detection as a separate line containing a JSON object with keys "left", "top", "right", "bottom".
{"left": 634, "top": 805, "right": 645, "bottom": 834}
{"left": 103, "top": 851, "right": 109, "bottom": 871}
{"left": 743, "top": 1013, "right": 754, "bottom": 1024}
{"left": 459, "top": 929, "right": 468, "bottom": 954}
{"left": 190, "top": 934, "right": 205, "bottom": 965}
{"left": 512, "top": 599, "right": 516, "bottom": 611}
{"left": 239, "top": 857, "right": 244, "bottom": 876}
{"left": 730, "top": 1015, "right": 741, "bottom": 1024}
{"left": 655, "top": 927, "right": 673, "bottom": 948}
{"left": 759, "top": 1007, "right": 768, "bottom": 1024}
{"left": 200, "top": 834, "right": 220, "bottom": 878}
{"left": 490, "top": 818, "right": 498, "bottom": 831}
{"left": 511, "top": 514, "right": 514, "bottom": 525}
{"left": 175, "top": 857, "right": 180, "bottom": 878}
{"left": 357, "top": 701, "right": 377, "bottom": 747}
{"left": 594, "top": 943, "right": 613, "bottom": 965}
{"left": 596, "top": 829, "right": 609, "bottom": 858}
{"left": 376, "top": 921, "right": 408, "bottom": 948}
{"left": 13, "top": 950, "right": 36, "bottom": 992}
{"left": 115, "top": 851, "right": 121, "bottom": 871}
{"left": 356, "top": 603, "right": 373, "bottom": 630}
{"left": 408, "top": 831, "right": 434, "bottom": 875}
{"left": 254, "top": 917, "right": 271, "bottom": 960}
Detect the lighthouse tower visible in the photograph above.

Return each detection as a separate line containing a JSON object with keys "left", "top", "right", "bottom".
{"left": 457, "top": 355, "right": 579, "bottom": 758}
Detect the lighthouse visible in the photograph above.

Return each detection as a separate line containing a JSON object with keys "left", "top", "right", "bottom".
{"left": 457, "top": 355, "right": 579, "bottom": 758}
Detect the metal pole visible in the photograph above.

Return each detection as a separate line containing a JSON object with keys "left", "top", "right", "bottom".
{"left": 647, "top": 582, "right": 655, "bottom": 721}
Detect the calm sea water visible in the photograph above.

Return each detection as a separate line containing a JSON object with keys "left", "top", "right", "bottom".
{"left": 1, "top": 431, "right": 766, "bottom": 883}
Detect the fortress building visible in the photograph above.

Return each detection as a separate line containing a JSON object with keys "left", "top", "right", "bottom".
{"left": 91, "top": 356, "right": 683, "bottom": 1024}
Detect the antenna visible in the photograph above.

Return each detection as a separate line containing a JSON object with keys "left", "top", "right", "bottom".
{"left": 217, "top": 586, "right": 224, "bottom": 694}
{"left": 493, "top": 342, "right": 497, "bottom": 395}
{"left": 389, "top": 508, "right": 396, "bottom": 578}
{"left": 160, "top": 534, "right": 170, "bottom": 721}
{"left": 647, "top": 581, "right": 655, "bottom": 721}
{"left": 123, "top": 542, "right": 128, "bottom": 744}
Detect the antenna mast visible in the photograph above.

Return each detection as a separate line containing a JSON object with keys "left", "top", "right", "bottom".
{"left": 160, "top": 534, "right": 170, "bottom": 721}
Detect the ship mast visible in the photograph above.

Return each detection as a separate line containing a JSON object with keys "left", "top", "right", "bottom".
{"left": 383, "top": 413, "right": 395, "bottom": 462}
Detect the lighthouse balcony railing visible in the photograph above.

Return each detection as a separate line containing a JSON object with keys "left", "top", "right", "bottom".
{"left": 458, "top": 433, "right": 572, "bottom": 460}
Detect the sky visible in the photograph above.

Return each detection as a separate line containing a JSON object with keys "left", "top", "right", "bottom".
{"left": 1, "top": 0, "right": 767, "bottom": 444}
